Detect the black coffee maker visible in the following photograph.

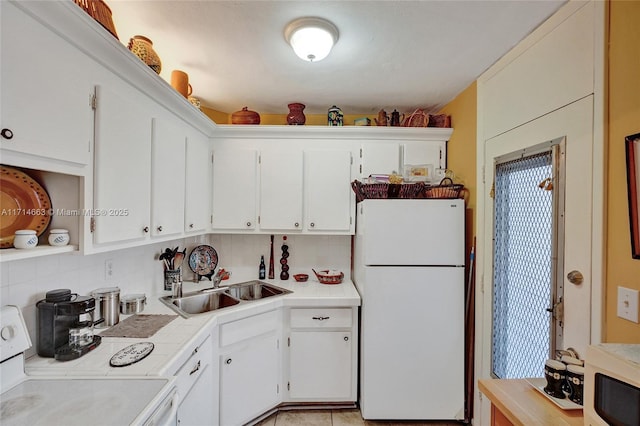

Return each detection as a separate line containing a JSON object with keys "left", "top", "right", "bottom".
{"left": 36, "top": 288, "right": 101, "bottom": 361}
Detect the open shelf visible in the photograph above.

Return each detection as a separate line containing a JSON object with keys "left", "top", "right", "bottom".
{"left": 0, "top": 245, "right": 78, "bottom": 262}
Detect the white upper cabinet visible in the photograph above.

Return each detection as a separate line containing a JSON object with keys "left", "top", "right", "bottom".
{"left": 259, "top": 147, "right": 304, "bottom": 231}
{"left": 185, "top": 128, "right": 212, "bottom": 234}
{"left": 93, "top": 83, "right": 152, "bottom": 245}
{"left": 212, "top": 146, "right": 258, "bottom": 230}
{"left": 151, "top": 117, "right": 186, "bottom": 238}
{"left": 304, "top": 150, "right": 354, "bottom": 233}
{"left": 1, "top": 1, "right": 92, "bottom": 170}
{"left": 360, "top": 142, "right": 400, "bottom": 178}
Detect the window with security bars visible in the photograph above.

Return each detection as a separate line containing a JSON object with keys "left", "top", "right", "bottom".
{"left": 492, "top": 151, "right": 554, "bottom": 379}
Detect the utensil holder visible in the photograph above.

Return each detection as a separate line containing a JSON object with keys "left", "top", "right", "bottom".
{"left": 164, "top": 269, "right": 182, "bottom": 292}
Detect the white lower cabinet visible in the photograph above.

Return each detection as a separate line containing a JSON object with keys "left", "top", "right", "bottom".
{"left": 219, "top": 310, "right": 281, "bottom": 425}
{"left": 175, "top": 334, "right": 216, "bottom": 426}
{"left": 285, "top": 308, "right": 358, "bottom": 403}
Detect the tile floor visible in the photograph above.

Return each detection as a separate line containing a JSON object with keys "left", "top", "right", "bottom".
{"left": 256, "top": 409, "right": 466, "bottom": 426}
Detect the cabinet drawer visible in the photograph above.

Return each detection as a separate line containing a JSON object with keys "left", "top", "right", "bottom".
{"left": 290, "top": 308, "right": 352, "bottom": 328}
{"left": 175, "top": 334, "right": 212, "bottom": 399}
{"left": 220, "top": 310, "right": 280, "bottom": 347}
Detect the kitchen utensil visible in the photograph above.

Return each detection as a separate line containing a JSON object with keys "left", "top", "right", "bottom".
{"left": 92, "top": 287, "right": 120, "bottom": 328}
{"left": 312, "top": 269, "right": 344, "bottom": 284}
{"left": 120, "top": 294, "right": 147, "bottom": 314}
{"left": 0, "top": 165, "right": 52, "bottom": 248}
{"left": 188, "top": 245, "right": 218, "bottom": 281}
{"left": 173, "top": 251, "right": 185, "bottom": 270}
{"left": 293, "top": 273, "right": 308, "bottom": 282}
{"left": 268, "top": 235, "right": 275, "bottom": 279}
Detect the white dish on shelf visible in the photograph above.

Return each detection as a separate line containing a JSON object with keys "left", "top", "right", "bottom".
{"left": 525, "top": 377, "right": 583, "bottom": 410}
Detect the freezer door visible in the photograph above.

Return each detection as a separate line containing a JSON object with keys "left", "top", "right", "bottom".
{"left": 359, "top": 266, "right": 465, "bottom": 420}
{"left": 357, "top": 199, "right": 465, "bottom": 265}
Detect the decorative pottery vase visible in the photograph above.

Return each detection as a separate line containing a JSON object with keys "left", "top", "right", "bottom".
{"left": 128, "top": 35, "right": 162, "bottom": 74}
{"left": 328, "top": 105, "right": 343, "bottom": 126}
{"left": 286, "top": 103, "right": 306, "bottom": 125}
{"left": 231, "top": 107, "right": 260, "bottom": 124}
{"left": 170, "top": 70, "right": 192, "bottom": 98}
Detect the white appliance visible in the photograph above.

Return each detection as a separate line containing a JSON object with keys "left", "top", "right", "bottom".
{"left": 0, "top": 305, "right": 178, "bottom": 426}
{"left": 584, "top": 343, "right": 640, "bottom": 426}
{"left": 353, "top": 199, "right": 465, "bottom": 420}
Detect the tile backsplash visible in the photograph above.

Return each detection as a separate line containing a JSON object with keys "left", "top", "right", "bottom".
{"left": 1, "top": 234, "right": 351, "bottom": 356}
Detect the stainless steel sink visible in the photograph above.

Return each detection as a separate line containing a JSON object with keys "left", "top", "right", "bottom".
{"left": 159, "top": 281, "right": 291, "bottom": 318}
{"left": 159, "top": 290, "right": 239, "bottom": 317}
{"left": 225, "top": 280, "right": 291, "bottom": 301}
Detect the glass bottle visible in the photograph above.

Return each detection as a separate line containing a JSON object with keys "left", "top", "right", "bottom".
{"left": 259, "top": 255, "right": 266, "bottom": 279}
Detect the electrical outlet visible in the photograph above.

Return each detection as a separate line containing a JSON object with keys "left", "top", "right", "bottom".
{"left": 105, "top": 259, "right": 114, "bottom": 281}
{"left": 617, "top": 286, "right": 639, "bottom": 323}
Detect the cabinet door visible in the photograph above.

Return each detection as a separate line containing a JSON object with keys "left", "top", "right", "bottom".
{"left": 305, "top": 150, "right": 353, "bottom": 232}
{"left": 0, "top": 1, "right": 91, "bottom": 166}
{"left": 360, "top": 142, "right": 400, "bottom": 178}
{"left": 93, "top": 83, "right": 151, "bottom": 244}
{"left": 185, "top": 129, "right": 211, "bottom": 234}
{"left": 220, "top": 332, "right": 280, "bottom": 425}
{"left": 260, "top": 148, "right": 303, "bottom": 231}
{"left": 178, "top": 364, "right": 216, "bottom": 426}
{"left": 151, "top": 117, "right": 186, "bottom": 238}
{"left": 211, "top": 147, "right": 258, "bottom": 230}
{"left": 289, "top": 331, "right": 352, "bottom": 400}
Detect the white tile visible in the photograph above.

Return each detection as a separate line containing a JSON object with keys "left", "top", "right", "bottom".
{"left": 8, "top": 258, "right": 38, "bottom": 284}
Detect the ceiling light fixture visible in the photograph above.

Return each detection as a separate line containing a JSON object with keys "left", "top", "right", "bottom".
{"left": 284, "top": 17, "right": 339, "bottom": 62}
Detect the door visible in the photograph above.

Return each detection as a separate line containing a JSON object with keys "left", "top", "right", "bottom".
{"left": 357, "top": 199, "right": 465, "bottom": 266}
{"left": 289, "top": 331, "right": 352, "bottom": 399}
{"left": 211, "top": 147, "right": 258, "bottom": 230}
{"left": 304, "top": 150, "right": 353, "bottom": 232}
{"left": 151, "top": 117, "right": 185, "bottom": 238}
{"left": 184, "top": 129, "right": 211, "bottom": 233}
{"left": 360, "top": 266, "right": 465, "bottom": 420}
{"left": 260, "top": 148, "right": 303, "bottom": 231}
{"left": 482, "top": 97, "right": 594, "bottom": 376}
{"left": 93, "top": 83, "right": 151, "bottom": 244}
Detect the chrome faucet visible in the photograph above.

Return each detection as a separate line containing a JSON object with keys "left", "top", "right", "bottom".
{"left": 212, "top": 269, "right": 230, "bottom": 288}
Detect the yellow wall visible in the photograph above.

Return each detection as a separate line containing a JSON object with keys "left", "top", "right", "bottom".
{"left": 605, "top": 0, "right": 640, "bottom": 342}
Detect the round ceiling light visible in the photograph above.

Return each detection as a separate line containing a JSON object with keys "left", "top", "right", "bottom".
{"left": 284, "top": 17, "right": 339, "bottom": 62}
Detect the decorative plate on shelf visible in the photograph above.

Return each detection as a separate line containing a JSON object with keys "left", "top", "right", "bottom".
{"left": 0, "top": 166, "right": 52, "bottom": 248}
{"left": 188, "top": 245, "right": 218, "bottom": 281}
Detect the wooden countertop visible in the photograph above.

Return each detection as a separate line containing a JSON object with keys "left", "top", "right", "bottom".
{"left": 478, "top": 378, "right": 583, "bottom": 426}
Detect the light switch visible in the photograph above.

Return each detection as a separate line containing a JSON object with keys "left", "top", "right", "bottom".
{"left": 617, "top": 287, "right": 639, "bottom": 323}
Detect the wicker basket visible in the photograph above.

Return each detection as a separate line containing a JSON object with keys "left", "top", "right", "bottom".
{"left": 73, "top": 0, "right": 119, "bottom": 40}
{"left": 351, "top": 180, "right": 425, "bottom": 201}
{"left": 424, "top": 178, "right": 464, "bottom": 199}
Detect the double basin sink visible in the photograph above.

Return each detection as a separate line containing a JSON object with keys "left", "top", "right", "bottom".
{"left": 159, "top": 280, "right": 292, "bottom": 318}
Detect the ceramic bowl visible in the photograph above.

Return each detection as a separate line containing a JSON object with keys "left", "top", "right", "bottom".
{"left": 293, "top": 273, "right": 309, "bottom": 282}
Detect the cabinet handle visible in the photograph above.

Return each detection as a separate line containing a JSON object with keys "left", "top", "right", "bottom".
{"left": 312, "top": 316, "right": 330, "bottom": 321}
{"left": 246, "top": 221, "right": 252, "bottom": 227}
{"left": 310, "top": 222, "right": 315, "bottom": 228}
{"left": 189, "top": 360, "right": 201, "bottom": 375}
{"left": 1, "top": 128, "right": 14, "bottom": 140}
{"left": 157, "top": 226, "right": 163, "bottom": 232}
{"left": 294, "top": 222, "right": 299, "bottom": 228}
{"left": 143, "top": 226, "right": 150, "bottom": 233}
{"left": 344, "top": 336, "right": 349, "bottom": 342}
{"left": 226, "top": 358, "right": 232, "bottom": 365}
{"left": 189, "top": 223, "right": 194, "bottom": 229}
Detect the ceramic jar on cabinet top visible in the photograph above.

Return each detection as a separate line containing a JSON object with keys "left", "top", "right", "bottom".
{"left": 128, "top": 35, "right": 162, "bottom": 74}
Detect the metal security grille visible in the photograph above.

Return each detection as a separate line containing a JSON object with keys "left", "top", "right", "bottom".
{"left": 492, "top": 151, "right": 553, "bottom": 379}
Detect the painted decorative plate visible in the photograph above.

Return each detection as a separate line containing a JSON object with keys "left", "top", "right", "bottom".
{"left": 0, "top": 166, "right": 52, "bottom": 248}
{"left": 109, "top": 342, "right": 155, "bottom": 367}
{"left": 188, "top": 245, "right": 219, "bottom": 281}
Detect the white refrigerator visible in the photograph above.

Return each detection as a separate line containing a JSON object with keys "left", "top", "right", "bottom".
{"left": 353, "top": 199, "right": 465, "bottom": 420}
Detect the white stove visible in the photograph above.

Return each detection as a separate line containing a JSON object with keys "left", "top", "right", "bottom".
{"left": 0, "top": 305, "right": 178, "bottom": 426}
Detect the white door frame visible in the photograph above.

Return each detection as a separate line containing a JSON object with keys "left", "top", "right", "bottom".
{"left": 473, "top": 1, "right": 606, "bottom": 424}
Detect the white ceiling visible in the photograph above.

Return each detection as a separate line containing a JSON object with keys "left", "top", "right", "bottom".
{"left": 107, "top": 0, "right": 566, "bottom": 115}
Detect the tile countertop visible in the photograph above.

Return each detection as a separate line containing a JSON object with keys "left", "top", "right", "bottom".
{"left": 25, "top": 275, "right": 360, "bottom": 378}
